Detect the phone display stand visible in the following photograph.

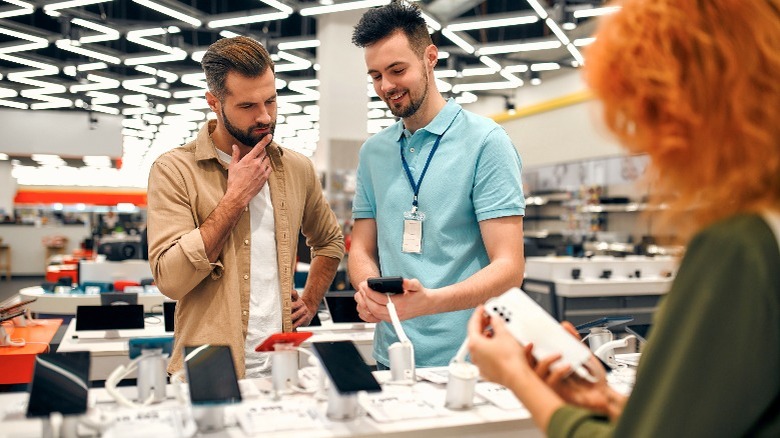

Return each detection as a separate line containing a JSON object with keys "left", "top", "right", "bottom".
{"left": 136, "top": 349, "right": 168, "bottom": 404}
{"left": 0, "top": 324, "right": 25, "bottom": 347}
{"left": 271, "top": 343, "right": 300, "bottom": 393}
{"left": 445, "top": 362, "right": 479, "bottom": 410}
{"left": 388, "top": 341, "right": 415, "bottom": 383}
{"left": 192, "top": 405, "right": 226, "bottom": 433}
{"left": 325, "top": 384, "right": 359, "bottom": 421}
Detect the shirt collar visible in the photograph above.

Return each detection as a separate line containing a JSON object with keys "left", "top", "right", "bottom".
{"left": 394, "top": 98, "right": 462, "bottom": 141}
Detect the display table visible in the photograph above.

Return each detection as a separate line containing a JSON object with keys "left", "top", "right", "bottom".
{"left": 0, "top": 372, "right": 541, "bottom": 437}
{"left": 20, "top": 287, "right": 166, "bottom": 315}
{"left": 0, "top": 319, "right": 62, "bottom": 384}
{"left": 56, "top": 314, "right": 377, "bottom": 381}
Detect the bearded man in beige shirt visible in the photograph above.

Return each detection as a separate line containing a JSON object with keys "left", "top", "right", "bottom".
{"left": 146, "top": 36, "right": 344, "bottom": 378}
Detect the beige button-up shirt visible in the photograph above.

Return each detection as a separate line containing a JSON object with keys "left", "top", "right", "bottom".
{"left": 147, "top": 120, "right": 344, "bottom": 377}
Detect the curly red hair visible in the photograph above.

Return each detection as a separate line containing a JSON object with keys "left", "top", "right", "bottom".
{"left": 585, "top": 0, "right": 780, "bottom": 238}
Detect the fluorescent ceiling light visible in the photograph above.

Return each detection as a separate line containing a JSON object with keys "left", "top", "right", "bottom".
{"left": 55, "top": 40, "right": 121, "bottom": 64}
{"left": 545, "top": 18, "right": 569, "bottom": 45}
{"left": 0, "top": 26, "right": 48, "bottom": 53}
{"left": 441, "top": 28, "right": 475, "bottom": 54}
{"left": 462, "top": 67, "right": 496, "bottom": 77}
{"left": 525, "top": 0, "right": 549, "bottom": 19}
{"left": 573, "top": 6, "right": 621, "bottom": 18}
{"left": 0, "top": 0, "right": 34, "bottom": 19}
{"left": 476, "top": 40, "right": 561, "bottom": 55}
{"left": 43, "top": 0, "right": 111, "bottom": 13}
{"left": 71, "top": 18, "right": 120, "bottom": 43}
{"left": 69, "top": 74, "right": 121, "bottom": 92}
{"left": 135, "top": 65, "right": 157, "bottom": 75}
{"left": 219, "top": 30, "right": 242, "bottom": 39}
{"left": 446, "top": 14, "right": 538, "bottom": 31}
{"left": 124, "top": 50, "right": 187, "bottom": 66}
{"left": 0, "top": 153, "right": 8, "bottom": 160}
{"left": 207, "top": 11, "right": 288, "bottom": 28}
{"left": 126, "top": 28, "right": 181, "bottom": 53}
{"left": 275, "top": 51, "right": 312, "bottom": 72}
{"left": 530, "top": 62, "right": 560, "bottom": 72}
{"left": 479, "top": 55, "right": 502, "bottom": 72}
{"left": 122, "top": 77, "right": 172, "bottom": 98}
{"left": 260, "top": 0, "right": 293, "bottom": 14}
{"left": 437, "top": 51, "right": 450, "bottom": 59}
{"left": 504, "top": 64, "right": 529, "bottom": 74}
{"left": 132, "top": 0, "right": 202, "bottom": 27}
{"left": 300, "top": 0, "right": 389, "bottom": 16}
{"left": 434, "top": 69, "right": 457, "bottom": 78}
{"left": 420, "top": 12, "right": 441, "bottom": 31}
{"left": 566, "top": 43, "right": 585, "bottom": 65}
{"left": 277, "top": 39, "right": 320, "bottom": 50}
{"left": 574, "top": 37, "right": 596, "bottom": 47}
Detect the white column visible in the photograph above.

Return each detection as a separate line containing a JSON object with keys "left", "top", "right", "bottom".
{"left": 314, "top": 9, "right": 370, "bottom": 224}
{"left": 0, "top": 161, "right": 16, "bottom": 218}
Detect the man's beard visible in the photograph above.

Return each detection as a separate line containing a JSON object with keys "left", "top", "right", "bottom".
{"left": 222, "top": 108, "right": 276, "bottom": 148}
{"left": 386, "top": 70, "right": 429, "bottom": 119}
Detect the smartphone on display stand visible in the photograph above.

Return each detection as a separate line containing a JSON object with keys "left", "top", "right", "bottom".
{"left": 625, "top": 324, "right": 652, "bottom": 343}
{"left": 312, "top": 341, "right": 382, "bottom": 395}
{"left": 184, "top": 345, "right": 242, "bottom": 405}
{"left": 255, "top": 331, "right": 313, "bottom": 352}
{"left": 575, "top": 315, "right": 634, "bottom": 334}
{"left": 26, "top": 352, "right": 91, "bottom": 418}
{"left": 367, "top": 276, "right": 404, "bottom": 294}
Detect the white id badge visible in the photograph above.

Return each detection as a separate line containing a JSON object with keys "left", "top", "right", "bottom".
{"left": 402, "top": 219, "right": 423, "bottom": 254}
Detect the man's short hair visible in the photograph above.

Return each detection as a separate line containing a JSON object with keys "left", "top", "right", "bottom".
{"left": 201, "top": 36, "right": 275, "bottom": 101}
{"left": 352, "top": 1, "right": 432, "bottom": 57}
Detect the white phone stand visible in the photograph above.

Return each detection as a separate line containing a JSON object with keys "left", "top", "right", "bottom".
{"left": 325, "top": 385, "right": 359, "bottom": 421}
{"left": 445, "top": 362, "right": 478, "bottom": 410}
{"left": 192, "top": 405, "right": 226, "bottom": 433}
{"left": 388, "top": 341, "right": 415, "bottom": 383}
{"left": 136, "top": 349, "right": 168, "bottom": 404}
{"left": 271, "top": 342, "right": 299, "bottom": 393}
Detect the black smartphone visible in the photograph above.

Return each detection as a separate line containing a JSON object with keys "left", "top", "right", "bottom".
{"left": 625, "top": 324, "right": 652, "bottom": 343}
{"left": 75, "top": 305, "right": 145, "bottom": 331}
{"left": 184, "top": 345, "right": 242, "bottom": 405}
{"left": 367, "top": 276, "right": 404, "bottom": 294}
{"left": 575, "top": 315, "right": 634, "bottom": 334}
{"left": 324, "top": 292, "right": 362, "bottom": 324}
{"left": 312, "top": 341, "right": 382, "bottom": 395}
{"left": 26, "top": 352, "right": 91, "bottom": 418}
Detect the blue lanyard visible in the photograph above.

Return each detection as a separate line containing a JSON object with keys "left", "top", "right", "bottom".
{"left": 400, "top": 130, "right": 446, "bottom": 209}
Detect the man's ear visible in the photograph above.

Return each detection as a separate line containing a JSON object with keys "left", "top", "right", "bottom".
{"left": 425, "top": 44, "right": 438, "bottom": 69}
{"left": 205, "top": 91, "right": 220, "bottom": 114}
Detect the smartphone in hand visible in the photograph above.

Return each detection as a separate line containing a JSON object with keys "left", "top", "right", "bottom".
{"left": 367, "top": 276, "right": 404, "bottom": 294}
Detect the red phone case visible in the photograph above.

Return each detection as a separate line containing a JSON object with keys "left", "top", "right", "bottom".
{"left": 255, "top": 331, "right": 313, "bottom": 352}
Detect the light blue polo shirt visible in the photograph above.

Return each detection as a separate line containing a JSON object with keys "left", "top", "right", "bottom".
{"left": 352, "top": 99, "right": 525, "bottom": 367}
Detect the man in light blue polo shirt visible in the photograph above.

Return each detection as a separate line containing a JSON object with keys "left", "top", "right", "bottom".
{"left": 349, "top": 1, "right": 526, "bottom": 369}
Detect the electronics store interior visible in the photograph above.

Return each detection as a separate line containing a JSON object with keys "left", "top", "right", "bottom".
{"left": 2, "top": 0, "right": 776, "bottom": 437}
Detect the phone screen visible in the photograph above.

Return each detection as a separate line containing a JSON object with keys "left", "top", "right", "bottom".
{"left": 26, "top": 352, "right": 91, "bottom": 418}
{"left": 625, "top": 324, "right": 652, "bottom": 343}
{"left": 312, "top": 341, "right": 381, "bottom": 394}
{"left": 163, "top": 301, "right": 176, "bottom": 332}
{"left": 184, "top": 345, "right": 242, "bottom": 405}
{"left": 325, "top": 293, "right": 362, "bottom": 323}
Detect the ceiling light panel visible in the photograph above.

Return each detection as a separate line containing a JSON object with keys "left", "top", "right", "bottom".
{"left": 300, "top": 0, "right": 390, "bottom": 16}
{"left": 132, "top": 0, "right": 202, "bottom": 27}
{"left": 446, "top": 14, "right": 539, "bottom": 32}
{"left": 0, "top": 0, "right": 34, "bottom": 19}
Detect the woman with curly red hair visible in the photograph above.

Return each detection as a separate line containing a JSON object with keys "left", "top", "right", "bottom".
{"left": 468, "top": 0, "right": 780, "bottom": 436}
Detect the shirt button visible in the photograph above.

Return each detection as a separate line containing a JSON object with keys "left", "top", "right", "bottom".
{"left": 244, "top": 239, "right": 249, "bottom": 245}
{"left": 245, "top": 206, "right": 248, "bottom": 212}
{"left": 243, "top": 274, "right": 249, "bottom": 280}
{"left": 242, "top": 310, "right": 248, "bottom": 316}
{"left": 410, "top": 148, "right": 415, "bottom": 153}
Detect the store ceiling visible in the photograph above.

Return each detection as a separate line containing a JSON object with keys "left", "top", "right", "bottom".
{"left": 0, "top": 0, "right": 612, "bottom": 187}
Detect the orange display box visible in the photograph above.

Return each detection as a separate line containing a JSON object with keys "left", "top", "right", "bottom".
{"left": 0, "top": 319, "right": 62, "bottom": 384}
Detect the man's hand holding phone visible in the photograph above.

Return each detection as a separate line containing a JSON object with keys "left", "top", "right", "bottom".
{"left": 354, "top": 276, "right": 430, "bottom": 323}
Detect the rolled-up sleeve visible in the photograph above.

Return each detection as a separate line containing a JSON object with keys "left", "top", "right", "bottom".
{"left": 147, "top": 158, "right": 223, "bottom": 300}
{"left": 300, "top": 159, "right": 344, "bottom": 261}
